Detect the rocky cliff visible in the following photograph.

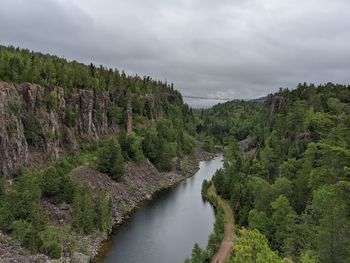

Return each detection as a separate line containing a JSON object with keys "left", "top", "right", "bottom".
{"left": 0, "top": 82, "right": 143, "bottom": 178}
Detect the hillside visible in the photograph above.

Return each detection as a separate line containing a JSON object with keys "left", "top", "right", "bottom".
{"left": 195, "top": 83, "right": 350, "bottom": 263}
{"left": 0, "top": 46, "right": 202, "bottom": 261}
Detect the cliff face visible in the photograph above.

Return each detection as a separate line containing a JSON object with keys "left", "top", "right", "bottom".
{"left": 268, "top": 95, "right": 285, "bottom": 115}
{"left": 0, "top": 83, "right": 28, "bottom": 178}
{"left": 0, "top": 82, "right": 133, "bottom": 178}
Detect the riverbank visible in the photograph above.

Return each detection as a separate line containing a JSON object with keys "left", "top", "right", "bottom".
{"left": 208, "top": 185, "right": 234, "bottom": 263}
{"left": 185, "top": 177, "right": 235, "bottom": 263}
{"left": 90, "top": 147, "right": 215, "bottom": 262}
{"left": 0, "top": 147, "right": 214, "bottom": 263}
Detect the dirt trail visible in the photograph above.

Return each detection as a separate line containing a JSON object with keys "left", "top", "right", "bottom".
{"left": 209, "top": 185, "right": 234, "bottom": 263}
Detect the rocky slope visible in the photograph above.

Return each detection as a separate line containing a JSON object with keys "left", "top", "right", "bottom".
{"left": 0, "top": 232, "right": 50, "bottom": 263}
{"left": 0, "top": 147, "right": 213, "bottom": 263}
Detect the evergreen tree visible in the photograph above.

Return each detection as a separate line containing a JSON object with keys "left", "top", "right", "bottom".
{"left": 96, "top": 138, "right": 124, "bottom": 181}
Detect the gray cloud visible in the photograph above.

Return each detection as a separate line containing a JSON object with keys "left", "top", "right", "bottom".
{"left": 1, "top": 0, "right": 349, "bottom": 107}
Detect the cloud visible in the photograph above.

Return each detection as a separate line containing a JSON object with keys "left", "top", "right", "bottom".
{"left": 0, "top": 0, "right": 349, "bottom": 107}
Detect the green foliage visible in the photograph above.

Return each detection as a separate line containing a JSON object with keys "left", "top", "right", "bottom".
{"left": 0, "top": 45, "right": 187, "bottom": 111}
{"left": 155, "top": 140, "right": 173, "bottom": 172}
{"left": 119, "top": 132, "right": 145, "bottom": 163}
{"left": 127, "top": 134, "right": 145, "bottom": 163}
{"left": 140, "top": 118, "right": 195, "bottom": 171}
{"left": 44, "top": 91, "right": 57, "bottom": 112}
{"left": 108, "top": 105, "right": 125, "bottom": 125}
{"left": 64, "top": 107, "right": 78, "bottom": 128}
{"left": 142, "top": 127, "right": 160, "bottom": 163}
{"left": 313, "top": 185, "right": 349, "bottom": 263}
{"left": 38, "top": 225, "right": 61, "bottom": 258}
{"left": 156, "top": 118, "right": 175, "bottom": 141}
{"left": 95, "top": 192, "right": 112, "bottom": 233}
{"left": 189, "top": 243, "right": 206, "bottom": 263}
{"left": 72, "top": 184, "right": 95, "bottom": 234}
{"left": 0, "top": 170, "right": 47, "bottom": 252}
{"left": 36, "top": 159, "right": 77, "bottom": 203}
{"left": 22, "top": 114, "right": 40, "bottom": 145}
{"left": 231, "top": 229, "right": 285, "bottom": 263}
{"left": 300, "top": 251, "right": 319, "bottom": 263}
{"left": 248, "top": 209, "right": 272, "bottom": 238}
{"left": 96, "top": 138, "right": 124, "bottom": 180}
{"left": 203, "top": 137, "right": 215, "bottom": 153}
{"left": 271, "top": 196, "right": 296, "bottom": 253}
{"left": 0, "top": 154, "right": 102, "bottom": 258}
{"left": 200, "top": 83, "right": 350, "bottom": 262}
{"left": 248, "top": 176, "right": 273, "bottom": 213}
{"left": 72, "top": 184, "right": 112, "bottom": 235}
{"left": 40, "top": 167, "right": 61, "bottom": 196}
{"left": 10, "top": 220, "right": 34, "bottom": 247}
{"left": 182, "top": 134, "right": 195, "bottom": 155}
{"left": 197, "top": 100, "right": 268, "bottom": 145}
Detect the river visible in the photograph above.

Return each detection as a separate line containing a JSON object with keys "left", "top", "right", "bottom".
{"left": 99, "top": 154, "right": 223, "bottom": 263}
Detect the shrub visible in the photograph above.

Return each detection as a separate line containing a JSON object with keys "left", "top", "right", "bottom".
{"left": 94, "top": 192, "right": 112, "bottom": 233}
{"left": 155, "top": 140, "right": 173, "bottom": 172}
{"left": 22, "top": 114, "right": 40, "bottom": 145}
{"left": 96, "top": 138, "right": 124, "bottom": 181}
{"left": 128, "top": 134, "right": 145, "bottom": 163}
{"left": 72, "top": 185, "right": 95, "bottom": 234}
{"left": 57, "top": 176, "right": 75, "bottom": 204}
{"left": 142, "top": 127, "right": 159, "bottom": 163}
{"left": 203, "top": 137, "right": 215, "bottom": 153}
{"left": 182, "top": 134, "right": 195, "bottom": 155}
{"left": 64, "top": 108, "right": 78, "bottom": 128}
{"left": 108, "top": 105, "right": 125, "bottom": 125}
{"left": 44, "top": 91, "right": 57, "bottom": 112}
{"left": 40, "top": 167, "right": 61, "bottom": 196}
{"left": 38, "top": 225, "right": 61, "bottom": 259}
{"left": 10, "top": 219, "right": 34, "bottom": 246}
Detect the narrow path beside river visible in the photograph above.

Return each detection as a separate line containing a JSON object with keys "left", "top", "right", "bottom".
{"left": 209, "top": 185, "right": 234, "bottom": 263}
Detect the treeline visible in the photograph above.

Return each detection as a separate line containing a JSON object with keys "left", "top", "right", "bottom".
{"left": 197, "top": 100, "right": 268, "bottom": 147}
{"left": 0, "top": 45, "right": 181, "bottom": 97}
{"left": 199, "top": 83, "right": 350, "bottom": 263}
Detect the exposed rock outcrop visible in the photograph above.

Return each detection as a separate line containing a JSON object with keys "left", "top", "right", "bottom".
{"left": 269, "top": 95, "right": 285, "bottom": 115}
{"left": 0, "top": 82, "right": 128, "bottom": 178}
{"left": 238, "top": 136, "right": 256, "bottom": 158}
{"left": 0, "top": 82, "right": 28, "bottom": 177}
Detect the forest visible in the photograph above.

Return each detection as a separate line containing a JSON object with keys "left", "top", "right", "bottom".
{"left": 194, "top": 83, "right": 350, "bottom": 263}
{"left": 1, "top": 45, "right": 349, "bottom": 263}
{"left": 0, "top": 45, "right": 196, "bottom": 258}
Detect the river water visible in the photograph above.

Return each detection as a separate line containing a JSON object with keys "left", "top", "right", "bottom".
{"left": 99, "top": 154, "right": 223, "bottom": 263}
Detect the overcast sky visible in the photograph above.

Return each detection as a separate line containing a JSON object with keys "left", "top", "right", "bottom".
{"left": 1, "top": 0, "right": 349, "bottom": 107}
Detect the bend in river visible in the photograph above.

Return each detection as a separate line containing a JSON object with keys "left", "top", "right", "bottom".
{"left": 99, "top": 154, "right": 223, "bottom": 263}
